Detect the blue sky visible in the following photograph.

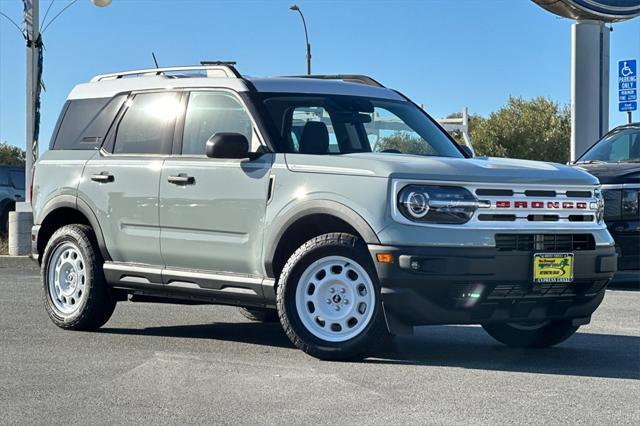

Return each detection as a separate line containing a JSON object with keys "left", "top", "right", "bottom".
{"left": 1, "top": 0, "right": 639, "bottom": 150}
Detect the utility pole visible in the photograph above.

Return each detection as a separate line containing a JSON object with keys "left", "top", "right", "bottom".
{"left": 24, "top": 0, "right": 40, "bottom": 205}
{"left": 9, "top": 0, "right": 39, "bottom": 255}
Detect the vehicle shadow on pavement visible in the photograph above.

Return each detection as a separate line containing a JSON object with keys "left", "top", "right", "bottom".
{"left": 368, "top": 325, "right": 640, "bottom": 380}
{"left": 99, "top": 321, "right": 294, "bottom": 348}
{"left": 99, "top": 321, "right": 639, "bottom": 380}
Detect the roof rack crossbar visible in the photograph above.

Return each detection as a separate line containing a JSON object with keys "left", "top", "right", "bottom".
{"left": 91, "top": 63, "right": 241, "bottom": 82}
{"left": 285, "top": 74, "right": 385, "bottom": 88}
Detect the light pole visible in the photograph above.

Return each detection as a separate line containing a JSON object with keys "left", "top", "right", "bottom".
{"left": 9, "top": 0, "right": 111, "bottom": 255}
{"left": 289, "top": 4, "right": 311, "bottom": 75}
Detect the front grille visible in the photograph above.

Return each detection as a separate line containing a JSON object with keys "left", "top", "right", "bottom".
{"left": 603, "top": 189, "right": 622, "bottom": 220}
{"left": 470, "top": 185, "right": 597, "bottom": 224}
{"left": 495, "top": 234, "right": 596, "bottom": 251}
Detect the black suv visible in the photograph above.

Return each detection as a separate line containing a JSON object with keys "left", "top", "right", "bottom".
{"left": 576, "top": 123, "right": 640, "bottom": 285}
{"left": 0, "top": 165, "right": 26, "bottom": 234}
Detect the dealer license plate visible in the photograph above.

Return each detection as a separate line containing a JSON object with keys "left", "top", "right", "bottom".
{"left": 533, "top": 253, "right": 574, "bottom": 283}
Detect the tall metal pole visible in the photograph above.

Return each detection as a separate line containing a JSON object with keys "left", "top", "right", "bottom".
{"left": 24, "top": 0, "right": 40, "bottom": 204}
{"left": 290, "top": 5, "right": 311, "bottom": 75}
{"left": 10, "top": 0, "right": 38, "bottom": 255}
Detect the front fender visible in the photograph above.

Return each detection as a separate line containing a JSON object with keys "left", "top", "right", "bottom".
{"left": 263, "top": 199, "right": 380, "bottom": 277}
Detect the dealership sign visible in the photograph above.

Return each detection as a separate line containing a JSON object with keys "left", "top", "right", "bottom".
{"left": 531, "top": 0, "right": 640, "bottom": 22}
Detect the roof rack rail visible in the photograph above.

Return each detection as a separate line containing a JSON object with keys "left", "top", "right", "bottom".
{"left": 286, "top": 74, "right": 385, "bottom": 88}
{"left": 90, "top": 63, "right": 241, "bottom": 82}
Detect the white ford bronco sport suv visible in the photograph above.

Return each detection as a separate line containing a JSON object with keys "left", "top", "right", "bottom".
{"left": 32, "top": 63, "right": 617, "bottom": 360}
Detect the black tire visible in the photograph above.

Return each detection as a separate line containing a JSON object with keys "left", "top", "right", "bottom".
{"left": 0, "top": 204, "right": 11, "bottom": 236}
{"left": 42, "top": 224, "right": 116, "bottom": 331}
{"left": 276, "top": 232, "right": 386, "bottom": 361}
{"left": 238, "top": 307, "right": 279, "bottom": 323}
{"left": 482, "top": 320, "right": 579, "bottom": 348}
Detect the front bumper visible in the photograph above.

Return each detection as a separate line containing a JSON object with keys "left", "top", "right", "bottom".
{"left": 368, "top": 244, "right": 617, "bottom": 332}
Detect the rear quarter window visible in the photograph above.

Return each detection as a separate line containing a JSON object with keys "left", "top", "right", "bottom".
{"left": 51, "top": 95, "right": 126, "bottom": 150}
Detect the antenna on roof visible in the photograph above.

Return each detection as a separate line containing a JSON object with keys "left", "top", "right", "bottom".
{"left": 152, "top": 52, "right": 160, "bottom": 68}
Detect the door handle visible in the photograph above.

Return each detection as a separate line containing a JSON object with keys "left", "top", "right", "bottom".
{"left": 167, "top": 174, "right": 195, "bottom": 185}
{"left": 91, "top": 172, "right": 114, "bottom": 183}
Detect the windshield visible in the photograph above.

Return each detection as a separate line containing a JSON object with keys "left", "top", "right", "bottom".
{"left": 578, "top": 127, "right": 640, "bottom": 163}
{"left": 254, "top": 93, "right": 464, "bottom": 158}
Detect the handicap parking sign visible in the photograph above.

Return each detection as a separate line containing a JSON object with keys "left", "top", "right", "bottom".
{"left": 619, "top": 60, "right": 637, "bottom": 112}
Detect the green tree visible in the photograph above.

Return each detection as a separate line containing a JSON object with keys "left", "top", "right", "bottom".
{"left": 0, "top": 142, "right": 26, "bottom": 167}
{"left": 471, "top": 97, "right": 570, "bottom": 163}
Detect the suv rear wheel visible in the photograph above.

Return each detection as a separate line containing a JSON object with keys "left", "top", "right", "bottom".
{"left": 277, "top": 233, "right": 386, "bottom": 360}
{"left": 482, "top": 320, "right": 579, "bottom": 348}
{"left": 42, "top": 224, "right": 116, "bottom": 330}
{"left": 0, "top": 203, "right": 13, "bottom": 235}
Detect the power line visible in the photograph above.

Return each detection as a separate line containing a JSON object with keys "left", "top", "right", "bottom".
{"left": 42, "top": 0, "right": 78, "bottom": 34}
{"left": 41, "top": 0, "right": 56, "bottom": 28}
{"left": 0, "top": 11, "right": 26, "bottom": 38}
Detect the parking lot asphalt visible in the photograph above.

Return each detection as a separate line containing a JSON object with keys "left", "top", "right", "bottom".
{"left": 0, "top": 256, "right": 638, "bottom": 425}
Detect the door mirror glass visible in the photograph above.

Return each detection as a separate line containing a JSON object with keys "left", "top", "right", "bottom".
{"left": 206, "top": 133, "right": 250, "bottom": 159}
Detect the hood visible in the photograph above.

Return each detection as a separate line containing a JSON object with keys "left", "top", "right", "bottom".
{"left": 286, "top": 153, "right": 599, "bottom": 186}
{"left": 575, "top": 162, "right": 640, "bottom": 185}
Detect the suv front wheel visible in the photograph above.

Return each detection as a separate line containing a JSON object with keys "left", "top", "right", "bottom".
{"left": 277, "top": 233, "right": 386, "bottom": 360}
{"left": 42, "top": 224, "right": 116, "bottom": 330}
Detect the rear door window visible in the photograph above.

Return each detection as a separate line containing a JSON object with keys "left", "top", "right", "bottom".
{"left": 112, "top": 92, "right": 181, "bottom": 155}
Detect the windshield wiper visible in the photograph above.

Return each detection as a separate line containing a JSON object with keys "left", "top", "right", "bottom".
{"left": 617, "top": 159, "right": 640, "bottom": 163}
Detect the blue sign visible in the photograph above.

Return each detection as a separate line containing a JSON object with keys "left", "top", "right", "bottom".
{"left": 618, "top": 60, "right": 637, "bottom": 112}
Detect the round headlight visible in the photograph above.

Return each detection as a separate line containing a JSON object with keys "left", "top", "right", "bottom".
{"left": 406, "top": 191, "right": 429, "bottom": 218}
{"left": 397, "top": 185, "right": 477, "bottom": 224}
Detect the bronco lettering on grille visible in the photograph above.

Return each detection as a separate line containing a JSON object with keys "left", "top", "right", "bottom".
{"left": 496, "top": 201, "right": 588, "bottom": 209}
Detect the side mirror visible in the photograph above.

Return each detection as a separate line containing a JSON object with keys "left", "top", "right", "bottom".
{"left": 459, "top": 144, "right": 474, "bottom": 158}
{"left": 206, "top": 133, "right": 249, "bottom": 159}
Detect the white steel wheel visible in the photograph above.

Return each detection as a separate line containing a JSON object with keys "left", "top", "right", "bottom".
{"left": 295, "top": 255, "right": 375, "bottom": 342}
{"left": 47, "top": 242, "right": 87, "bottom": 315}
